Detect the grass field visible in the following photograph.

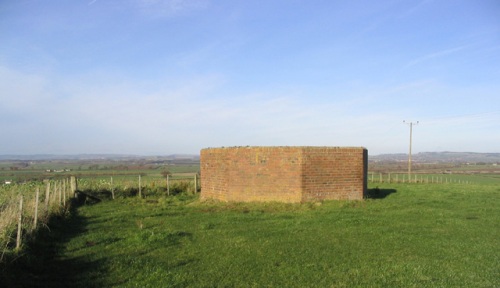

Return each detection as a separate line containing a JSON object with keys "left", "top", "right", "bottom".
{"left": 0, "top": 159, "right": 200, "bottom": 183}
{"left": 2, "top": 181, "right": 498, "bottom": 287}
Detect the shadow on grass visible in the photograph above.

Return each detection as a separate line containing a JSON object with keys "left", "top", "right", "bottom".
{"left": 0, "top": 200, "right": 106, "bottom": 288}
{"left": 366, "top": 187, "right": 397, "bottom": 199}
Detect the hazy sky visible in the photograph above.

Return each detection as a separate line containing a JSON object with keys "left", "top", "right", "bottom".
{"left": 1, "top": 0, "right": 499, "bottom": 155}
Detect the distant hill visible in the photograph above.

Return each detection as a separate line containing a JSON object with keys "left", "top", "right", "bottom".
{"left": 2, "top": 152, "right": 498, "bottom": 164}
{"left": 0, "top": 154, "right": 200, "bottom": 161}
{"left": 370, "top": 152, "right": 500, "bottom": 163}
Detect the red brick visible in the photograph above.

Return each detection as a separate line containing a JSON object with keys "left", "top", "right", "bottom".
{"left": 200, "top": 146, "right": 367, "bottom": 202}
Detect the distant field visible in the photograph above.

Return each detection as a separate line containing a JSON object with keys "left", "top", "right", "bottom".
{"left": 2, "top": 181, "right": 498, "bottom": 287}
{"left": 0, "top": 159, "right": 200, "bottom": 183}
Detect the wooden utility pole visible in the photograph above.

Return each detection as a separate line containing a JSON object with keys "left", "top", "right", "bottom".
{"left": 403, "top": 120, "right": 418, "bottom": 182}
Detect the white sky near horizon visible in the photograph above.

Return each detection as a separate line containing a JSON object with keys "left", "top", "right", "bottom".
{"left": 1, "top": 0, "right": 499, "bottom": 156}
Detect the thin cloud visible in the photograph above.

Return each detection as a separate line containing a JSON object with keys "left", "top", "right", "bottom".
{"left": 135, "top": 0, "right": 208, "bottom": 18}
{"left": 405, "top": 44, "right": 471, "bottom": 68}
{"left": 398, "top": 0, "right": 434, "bottom": 18}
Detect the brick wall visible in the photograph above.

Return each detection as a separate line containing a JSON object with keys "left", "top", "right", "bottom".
{"left": 200, "top": 146, "right": 367, "bottom": 203}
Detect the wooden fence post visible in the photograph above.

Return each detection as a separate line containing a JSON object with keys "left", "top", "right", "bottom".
{"left": 34, "top": 187, "right": 40, "bottom": 229}
{"left": 70, "top": 176, "right": 77, "bottom": 198}
{"left": 194, "top": 174, "right": 197, "bottom": 193}
{"left": 63, "top": 179, "right": 66, "bottom": 204}
{"left": 111, "top": 176, "right": 115, "bottom": 200}
{"left": 16, "top": 196, "right": 23, "bottom": 250}
{"left": 58, "top": 181, "right": 62, "bottom": 206}
{"left": 45, "top": 181, "right": 51, "bottom": 214}
{"left": 52, "top": 181, "right": 56, "bottom": 206}
{"left": 138, "top": 175, "right": 142, "bottom": 198}
{"left": 167, "top": 174, "right": 170, "bottom": 196}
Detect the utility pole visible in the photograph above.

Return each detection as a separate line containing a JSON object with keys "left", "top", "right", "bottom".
{"left": 403, "top": 120, "right": 418, "bottom": 182}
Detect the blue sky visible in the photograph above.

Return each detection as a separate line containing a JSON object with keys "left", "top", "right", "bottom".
{"left": 1, "top": 0, "right": 499, "bottom": 155}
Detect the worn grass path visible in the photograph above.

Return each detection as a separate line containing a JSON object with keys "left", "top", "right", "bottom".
{"left": 2, "top": 183, "right": 499, "bottom": 287}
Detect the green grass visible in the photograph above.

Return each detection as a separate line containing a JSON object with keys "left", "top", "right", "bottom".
{"left": 2, "top": 183, "right": 499, "bottom": 287}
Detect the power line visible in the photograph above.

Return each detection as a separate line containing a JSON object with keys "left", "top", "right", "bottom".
{"left": 424, "top": 111, "right": 500, "bottom": 125}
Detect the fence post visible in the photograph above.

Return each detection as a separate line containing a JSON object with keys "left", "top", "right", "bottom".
{"left": 45, "top": 181, "right": 51, "bottom": 214}
{"left": 167, "top": 174, "right": 170, "bottom": 196}
{"left": 194, "top": 174, "right": 197, "bottom": 193}
{"left": 111, "top": 176, "right": 115, "bottom": 200}
{"left": 138, "top": 175, "right": 142, "bottom": 198}
{"left": 58, "top": 181, "right": 62, "bottom": 206}
{"left": 34, "top": 187, "right": 40, "bottom": 229}
{"left": 63, "top": 179, "right": 66, "bottom": 204}
{"left": 70, "top": 176, "right": 77, "bottom": 198}
{"left": 379, "top": 173, "right": 382, "bottom": 183}
{"left": 16, "top": 196, "right": 23, "bottom": 250}
{"left": 52, "top": 181, "right": 56, "bottom": 206}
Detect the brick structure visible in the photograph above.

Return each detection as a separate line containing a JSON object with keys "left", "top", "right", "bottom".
{"left": 200, "top": 146, "right": 367, "bottom": 203}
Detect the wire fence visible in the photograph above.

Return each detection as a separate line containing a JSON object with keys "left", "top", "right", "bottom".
{"left": 0, "top": 177, "right": 76, "bottom": 262}
{"left": 76, "top": 173, "right": 200, "bottom": 198}
{"left": 368, "top": 172, "right": 473, "bottom": 184}
{"left": 0, "top": 174, "right": 200, "bottom": 262}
